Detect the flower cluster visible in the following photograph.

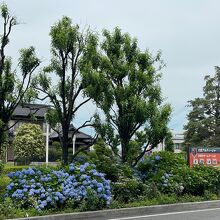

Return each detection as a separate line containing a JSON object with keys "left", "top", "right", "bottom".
{"left": 155, "top": 155, "right": 161, "bottom": 161}
{"left": 161, "top": 172, "right": 172, "bottom": 187}
{"left": 159, "top": 172, "right": 184, "bottom": 194}
{"left": 5, "top": 163, "right": 111, "bottom": 211}
{"left": 137, "top": 155, "right": 161, "bottom": 182}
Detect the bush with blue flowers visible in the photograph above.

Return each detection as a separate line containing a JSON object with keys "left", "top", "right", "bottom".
{"left": 137, "top": 152, "right": 190, "bottom": 195}
{"left": 5, "top": 162, "right": 111, "bottom": 211}
{"left": 137, "top": 151, "right": 220, "bottom": 196}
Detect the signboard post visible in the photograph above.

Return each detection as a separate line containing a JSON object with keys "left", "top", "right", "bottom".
{"left": 188, "top": 147, "right": 220, "bottom": 167}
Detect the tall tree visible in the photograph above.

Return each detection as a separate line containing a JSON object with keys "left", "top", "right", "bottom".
{"left": 0, "top": 3, "right": 40, "bottom": 158}
{"left": 33, "top": 17, "right": 97, "bottom": 165}
{"left": 184, "top": 66, "right": 220, "bottom": 147}
{"left": 82, "top": 27, "right": 171, "bottom": 166}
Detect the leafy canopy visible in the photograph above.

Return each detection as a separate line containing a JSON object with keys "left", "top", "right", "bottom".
{"left": 82, "top": 27, "right": 171, "bottom": 165}
{"left": 184, "top": 66, "right": 220, "bottom": 147}
{"left": 33, "top": 17, "right": 98, "bottom": 164}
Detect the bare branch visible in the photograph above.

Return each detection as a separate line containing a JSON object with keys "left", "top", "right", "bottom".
{"left": 71, "top": 117, "right": 94, "bottom": 139}
{"left": 72, "top": 97, "right": 91, "bottom": 115}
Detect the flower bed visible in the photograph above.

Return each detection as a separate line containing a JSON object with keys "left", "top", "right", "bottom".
{"left": 5, "top": 162, "right": 111, "bottom": 211}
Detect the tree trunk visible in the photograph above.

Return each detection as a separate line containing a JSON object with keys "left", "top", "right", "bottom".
{"left": 62, "top": 129, "right": 69, "bottom": 165}
{"left": 121, "top": 140, "right": 129, "bottom": 163}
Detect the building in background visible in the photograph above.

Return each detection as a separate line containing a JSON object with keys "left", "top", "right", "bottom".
{"left": 172, "top": 132, "right": 184, "bottom": 153}
{"left": 6, "top": 104, "right": 93, "bottom": 162}
{"left": 152, "top": 131, "right": 185, "bottom": 153}
{"left": 49, "top": 125, "right": 94, "bottom": 154}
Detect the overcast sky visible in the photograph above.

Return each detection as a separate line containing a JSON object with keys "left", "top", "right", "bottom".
{"left": 3, "top": 0, "right": 220, "bottom": 133}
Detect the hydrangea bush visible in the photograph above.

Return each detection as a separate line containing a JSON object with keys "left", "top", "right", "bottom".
{"left": 5, "top": 162, "right": 111, "bottom": 211}
{"left": 137, "top": 152, "right": 189, "bottom": 194}
{"left": 137, "top": 151, "right": 220, "bottom": 196}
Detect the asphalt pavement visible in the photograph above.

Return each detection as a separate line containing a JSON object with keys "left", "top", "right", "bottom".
{"left": 108, "top": 207, "right": 220, "bottom": 220}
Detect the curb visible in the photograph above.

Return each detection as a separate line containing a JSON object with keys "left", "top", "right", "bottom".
{"left": 8, "top": 200, "right": 220, "bottom": 220}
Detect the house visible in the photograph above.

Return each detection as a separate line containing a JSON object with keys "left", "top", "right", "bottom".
{"left": 152, "top": 131, "right": 185, "bottom": 153}
{"left": 49, "top": 125, "right": 94, "bottom": 153}
{"left": 6, "top": 104, "right": 94, "bottom": 162}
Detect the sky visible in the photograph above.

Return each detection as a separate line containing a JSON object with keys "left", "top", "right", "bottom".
{"left": 3, "top": 0, "right": 220, "bottom": 134}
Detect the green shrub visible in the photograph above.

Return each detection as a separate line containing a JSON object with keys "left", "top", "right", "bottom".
{"left": 137, "top": 151, "right": 187, "bottom": 183}
{"left": 86, "top": 141, "right": 121, "bottom": 182}
{"left": 78, "top": 188, "right": 106, "bottom": 211}
{"left": 137, "top": 151, "right": 220, "bottom": 196}
{"left": 0, "top": 198, "right": 22, "bottom": 219}
{"left": 2, "top": 165, "right": 30, "bottom": 175}
{"left": 183, "top": 165, "right": 220, "bottom": 195}
{"left": 0, "top": 175, "right": 10, "bottom": 201}
{"left": 112, "top": 177, "right": 146, "bottom": 202}
{"left": 13, "top": 123, "right": 45, "bottom": 165}
{"left": 0, "top": 160, "right": 4, "bottom": 174}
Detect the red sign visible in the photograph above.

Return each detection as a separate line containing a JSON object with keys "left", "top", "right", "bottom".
{"left": 188, "top": 147, "right": 220, "bottom": 168}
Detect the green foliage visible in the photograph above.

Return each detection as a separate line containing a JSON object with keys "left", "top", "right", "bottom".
{"left": 85, "top": 140, "right": 137, "bottom": 183}
{"left": 185, "top": 66, "right": 220, "bottom": 147}
{"left": 112, "top": 177, "right": 146, "bottom": 203}
{"left": 165, "top": 130, "right": 174, "bottom": 152}
{"left": 2, "top": 165, "right": 30, "bottom": 174}
{"left": 0, "top": 3, "right": 40, "bottom": 157}
{"left": 0, "top": 198, "right": 22, "bottom": 220}
{"left": 137, "top": 151, "right": 186, "bottom": 180}
{"left": 13, "top": 123, "right": 45, "bottom": 164}
{"left": 0, "top": 160, "right": 4, "bottom": 174}
{"left": 33, "top": 16, "right": 99, "bottom": 165}
{"left": 137, "top": 151, "right": 220, "bottom": 196}
{"left": 86, "top": 140, "right": 120, "bottom": 182}
{"left": 82, "top": 27, "right": 171, "bottom": 164}
{"left": 183, "top": 165, "right": 220, "bottom": 195}
{"left": 0, "top": 175, "right": 10, "bottom": 200}
{"left": 78, "top": 188, "right": 105, "bottom": 211}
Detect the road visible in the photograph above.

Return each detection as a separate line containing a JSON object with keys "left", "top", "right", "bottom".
{"left": 108, "top": 207, "right": 220, "bottom": 220}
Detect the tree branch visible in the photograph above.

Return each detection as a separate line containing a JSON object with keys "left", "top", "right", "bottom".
{"left": 72, "top": 97, "right": 91, "bottom": 115}
{"left": 132, "top": 140, "right": 152, "bottom": 167}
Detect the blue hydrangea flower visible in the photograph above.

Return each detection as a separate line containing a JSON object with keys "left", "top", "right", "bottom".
{"left": 155, "top": 155, "right": 161, "bottom": 161}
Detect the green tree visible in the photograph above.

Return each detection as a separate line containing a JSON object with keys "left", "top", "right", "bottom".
{"left": 13, "top": 123, "right": 45, "bottom": 164}
{"left": 0, "top": 4, "right": 40, "bottom": 158}
{"left": 165, "top": 130, "right": 174, "bottom": 152}
{"left": 184, "top": 66, "right": 220, "bottom": 147}
{"left": 33, "top": 17, "right": 97, "bottom": 165}
{"left": 82, "top": 27, "right": 171, "bottom": 166}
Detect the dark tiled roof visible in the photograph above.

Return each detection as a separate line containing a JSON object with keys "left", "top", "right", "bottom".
{"left": 50, "top": 125, "right": 93, "bottom": 140}
{"left": 12, "top": 104, "right": 50, "bottom": 119}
